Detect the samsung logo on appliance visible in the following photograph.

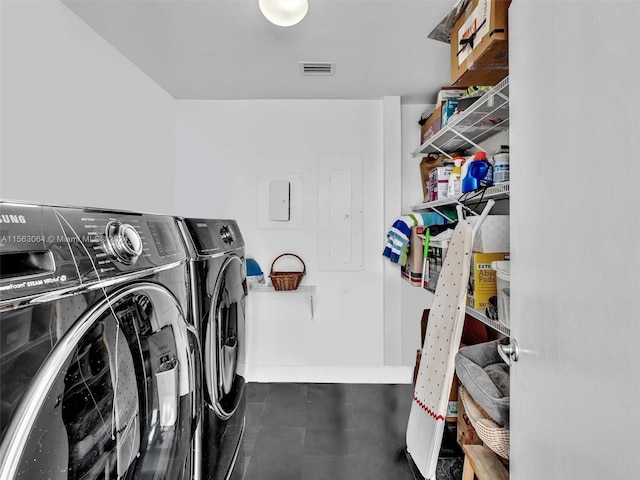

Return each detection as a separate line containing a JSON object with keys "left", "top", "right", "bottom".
{"left": 0, "top": 215, "right": 26, "bottom": 224}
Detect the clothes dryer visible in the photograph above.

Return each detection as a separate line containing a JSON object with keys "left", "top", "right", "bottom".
{"left": 0, "top": 201, "right": 201, "bottom": 480}
{"left": 178, "top": 218, "right": 246, "bottom": 480}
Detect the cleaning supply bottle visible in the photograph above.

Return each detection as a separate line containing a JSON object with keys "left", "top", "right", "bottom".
{"left": 447, "top": 156, "right": 464, "bottom": 197}
{"left": 460, "top": 153, "right": 475, "bottom": 193}
{"left": 493, "top": 145, "right": 510, "bottom": 183}
{"left": 461, "top": 153, "right": 478, "bottom": 193}
{"left": 462, "top": 151, "right": 492, "bottom": 193}
{"left": 474, "top": 151, "right": 493, "bottom": 187}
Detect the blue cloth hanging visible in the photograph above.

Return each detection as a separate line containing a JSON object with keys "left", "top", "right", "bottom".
{"left": 382, "top": 211, "right": 454, "bottom": 266}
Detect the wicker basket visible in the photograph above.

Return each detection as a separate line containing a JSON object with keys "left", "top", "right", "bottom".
{"left": 460, "top": 385, "right": 510, "bottom": 459}
{"left": 269, "top": 253, "right": 306, "bottom": 291}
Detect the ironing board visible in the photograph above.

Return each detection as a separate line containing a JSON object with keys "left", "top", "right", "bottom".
{"left": 406, "top": 201, "right": 494, "bottom": 480}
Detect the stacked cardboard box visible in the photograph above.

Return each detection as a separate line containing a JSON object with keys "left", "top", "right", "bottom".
{"left": 450, "top": 0, "right": 512, "bottom": 87}
{"left": 420, "top": 105, "right": 442, "bottom": 144}
{"left": 428, "top": 165, "right": 454, "bottom": 201}
{"left": 467, "top": 252, "right": 510, "bottom": 310}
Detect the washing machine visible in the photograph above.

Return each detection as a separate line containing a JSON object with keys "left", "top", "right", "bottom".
{"left": 178, "top": 218, "right": 246, "bottom": 480}
{"left": 0, "top": 200, "right": 201, "bottom": 480}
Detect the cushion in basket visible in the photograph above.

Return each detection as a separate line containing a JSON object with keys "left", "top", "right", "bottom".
{"left": 455, "top": 338, "right": 510, "bottom": 427}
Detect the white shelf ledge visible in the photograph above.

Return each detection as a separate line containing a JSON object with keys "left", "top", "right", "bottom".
{"left": 249, "top": 285, "right": 316, "bottom": 319}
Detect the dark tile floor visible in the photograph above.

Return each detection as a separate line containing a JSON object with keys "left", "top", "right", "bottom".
{"left": 242, "top": 383, "right": 463, "bottom": 480}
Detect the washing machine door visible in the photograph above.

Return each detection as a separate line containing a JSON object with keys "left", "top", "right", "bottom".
{"left": 0, "top": 283, "right": 199, "bottom": 480}
{"left": 205, "top": 255, "right": 246, "bottom": 420}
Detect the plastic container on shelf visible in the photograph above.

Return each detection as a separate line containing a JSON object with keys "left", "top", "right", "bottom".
{"left": 460, "top": 154, "right": 473, "bottom": 191}
{"left": 491, "top": 260, "right": 511, "bottom": 327}
{"left": 479, "top": 151, "right": 494, "bottom": 186}
{"left": 461, "top": 154, "right": 477, "bottom": 193}
{"left": 447, "top": 156, "right": 465, "bottom": 197}
{"left": 493, "top": 146, "right": 510, "bottom": 183}
{"left": 246, "top": 257, "right": 266, "bottom": 288}
{"left": 462, "top": 151, "right": 492, "bottom": 193}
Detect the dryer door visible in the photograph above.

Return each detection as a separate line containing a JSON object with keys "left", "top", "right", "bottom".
{"left": 205, "top": 255, "right": 246, "bottom": 420}
{"left": 0, "top": 283, "right": 198, "bottom": 480}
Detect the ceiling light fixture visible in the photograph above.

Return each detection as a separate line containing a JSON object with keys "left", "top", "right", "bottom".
{"left": 259, "top": 0, "right": 309, "bottom": 27}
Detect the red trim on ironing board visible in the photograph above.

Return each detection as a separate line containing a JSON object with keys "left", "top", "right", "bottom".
{"left": 413, "top": 395, "right": 445, "bottom": 422}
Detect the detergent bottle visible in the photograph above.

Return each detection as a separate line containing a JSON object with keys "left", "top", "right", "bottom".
{"left": 474, "top": 151, "right": 494, "bottom": 187}
{"left": 447, "top": 156, "right": 464, "bottom": 197}
{"left": 461, "top": 153, "right": 478, "bottom": 193}
{"left": 462, "top": 151, "right": 492, "bottom": 193}
{"left": 493, "top": 145, "right": 510, "bottom": 183}
{"left": 460, "top": 153, "right": 474, "bottom": 193}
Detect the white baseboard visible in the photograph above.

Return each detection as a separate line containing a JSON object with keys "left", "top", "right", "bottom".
{"left": 245, "top": 365, "right": 413, "bottom": 384}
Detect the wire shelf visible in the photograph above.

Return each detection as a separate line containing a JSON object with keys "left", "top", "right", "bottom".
{"left": 411, "top": 182, "right": 509, "bottom": 212}
{"left": 413, "top": 76, "right": 510, "bottom": 157}
{"left": 465, "top": 306, "right": 510, "bottom": 337}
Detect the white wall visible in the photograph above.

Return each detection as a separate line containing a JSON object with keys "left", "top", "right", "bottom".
{"left": 401, "top": 104, "right": 431, "bottom": 214}
{"left": 176, "top": 100, "right": 415, "bottom": 382}
{"left": 0, "top": 0, "right": 176, "bottom": 213}
{"left": 399, "top": 103, "right": 434, "bottom": 366}
{"left": 0, "top": 0, "right": 478, "bottom": 379}
{"left": 382, "top": 96, "right": 403, "bottom": 366}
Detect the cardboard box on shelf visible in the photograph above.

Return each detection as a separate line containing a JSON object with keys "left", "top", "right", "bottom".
{"left": 445, "top": 95, "right": 484, "bottom": 126}
{"left": 450, "top": 0, "right": 511, "bottom": 87}
{"left": 455, "top": 68, "right": 508, "bottom": 89}
{"left": 419, "top": 154, "right": 446, "bottom": 200}
{"left": 441, "top": 98, "right": 459, "bottom": 128}
{"left": 436, "top": 87, "right": 467, "bottom": 105}
{"left": 420, "top": 104, "right": 443, "bottom": 144}
{"left": 467, "top": 252, "right": 510, "bottom": 310}
{"left": 428, "top": 165, "right": 454, "bottom": 201}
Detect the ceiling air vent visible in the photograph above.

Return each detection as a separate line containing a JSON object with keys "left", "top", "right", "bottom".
{"left": 299, "top": 61, "right": 335, "bottom": 76}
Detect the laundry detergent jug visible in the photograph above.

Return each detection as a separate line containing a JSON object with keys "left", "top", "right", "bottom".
{"left": 462, "top": 151, "right": 492, "bottom": 193}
